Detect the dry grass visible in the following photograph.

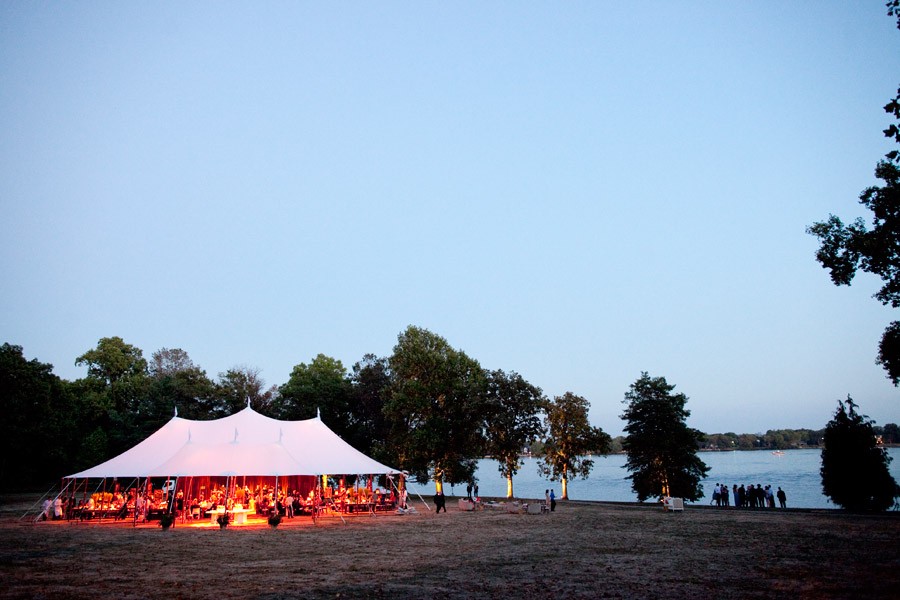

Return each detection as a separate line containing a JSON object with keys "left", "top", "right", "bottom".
{"left": 1, "top": 494, "right": 898, "bottom": 599}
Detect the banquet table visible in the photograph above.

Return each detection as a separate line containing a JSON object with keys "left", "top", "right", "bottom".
{"left": 230, "top": 508, "right": 251, "bottom": 524}
{"left": 206, "top": 507, "right": 226, "bottom": 524}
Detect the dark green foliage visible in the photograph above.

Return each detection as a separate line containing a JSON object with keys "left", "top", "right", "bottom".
{"left": 537, "top": 392, "right": 610, "bottom": 500}
{"left": 146, "top": 366, "right": 217, "bottom": 422}
{"left": 215, "top": 366, "right": 276, "bottom": 417}
{"left": 0, "top": 344, "right": 78, "bottom": 490}
{"left": 621, "top": 372, "right": 709, "bottom": 502}
{"left": 147, "top": 347, "right": 219, "bottom": 421}
{"left": 882, "top": 422, "right": 900, "bottom": 444}
{"left": 807, "top": 162, "right": 900, "bottom": 308}
{"left": 348, "top": 354, "right": 392, "bottom": 460}
{"left": 484, "top": 370, "right": 546, "bottom": 496}
{"left": 704, "top": 429, "right": 825, "bottom": 450}
{"left": 807, "top": 5, "right": 900, "bottom": 384}
{"left": 276, "top": 355, "right": 353, "bottom": 438}
{"left": 73, "top": 337, "right": 151, "bottom": 459}
{"left": 877, "top": 320, "right": 900, "bottom": 385}
{"left": 820, "top": 396, "right": 899, "bottom": 512}
{"left": 384, "top": 326, "right": 487, "bottom": 487}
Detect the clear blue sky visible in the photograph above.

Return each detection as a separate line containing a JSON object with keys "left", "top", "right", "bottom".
{"left": 2, "top": 2, "right": 898, "bottom": 436}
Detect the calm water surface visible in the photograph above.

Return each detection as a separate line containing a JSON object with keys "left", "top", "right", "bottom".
{"left": 405, "top": 448, "right": 900, "bottom": 509}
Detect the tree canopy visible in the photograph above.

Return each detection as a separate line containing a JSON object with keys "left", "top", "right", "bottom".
{"left": 276, "top": 354, "right": 351, "bottom": 435}
{"left": 621, "top": 372, "right": 709, "bottom": 502}
{"left": 483, "top": 369, "right": 546, "bottom": 498}
{"left": 348, "top": 353, "right": 392, "bottom": 461}
{"left": 215, "top": 366, "right": 276, "bottom": 416}
{"left": 537, "top": 392, "right": 610, "bottom": 500}
{"left": 820, "top": 396, "right": 899, "bottom": 512}
{"left": 0, "top": 344, "right": 77, "bottom": 490}
{"left": 807, "top": 4, "right": 900, "bottom": 385}
{"left": 74, "top": 336, "right": 151, "bottom": 459}
{"left": 384, "top": 326, "right": 487, "bottom": 491}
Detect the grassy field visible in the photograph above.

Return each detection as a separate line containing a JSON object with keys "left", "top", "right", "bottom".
{"left": 1, "top": 494, "right": 898, "bottom": 599}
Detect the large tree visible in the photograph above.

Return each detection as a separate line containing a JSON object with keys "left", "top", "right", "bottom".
{"left": 384, "top": 326, "right": 487, "bottom": 492}
{"left": 74, "top": 337, "right": 150, "bottom": 456}
{"left": 538, "top": 392, "right": 610, "bottom": 500}
{"left": 216, "top": 366, "right": 276, "bottom": 417}
{"left": 75, "top": 336, "right": 148, "bottom": 412}
{"left": 484, "top": 369, "right": 546, "bottom": 498}
{"left": 144, "top": 348, "right": 217, "bottom": 423}
{"left": 276, "top": 354, "right": 353, "bottom": 438}
{"left": 0, "top": 343, "right": 78, "bottom": 489}
{"left": 821, "top": 395, "right": 899, "bottom": 512}
{"left": 807, "top": 4, "right": 900, "bottom": 384}
{"left": 149, "top": 347, "right": 197, "bottom": 378}
{"left": 349, "top": 353, "right": 392, "bottom": 460}
{"left": 621, "top": 373, "right": 709, "bottom": 502}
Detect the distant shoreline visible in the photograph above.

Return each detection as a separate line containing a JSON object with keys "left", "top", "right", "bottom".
{"left": 511, "top": 444, "right": 900, "bottom": 459}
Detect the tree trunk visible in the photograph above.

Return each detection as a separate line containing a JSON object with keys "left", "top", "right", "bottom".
{"left": 506, "top": 476, "right": 513, "bottom": 498}
{"left": 561, "top": 463, "right": 569, "bottom": 500}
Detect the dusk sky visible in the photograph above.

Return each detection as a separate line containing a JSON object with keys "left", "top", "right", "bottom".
{"left": 2, "top": 2, "right": 899, "bottom": 436}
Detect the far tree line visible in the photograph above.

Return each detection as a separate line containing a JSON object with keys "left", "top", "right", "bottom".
{"left": 2, "top": 326, "right": 897, "bottom": 510}
{"left": 587, "top": 426, "right": 897, "bottom": 455}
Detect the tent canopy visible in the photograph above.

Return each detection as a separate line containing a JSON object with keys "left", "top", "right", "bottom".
{"left": 67, "top": 406, "right": 398, "bottom": 479}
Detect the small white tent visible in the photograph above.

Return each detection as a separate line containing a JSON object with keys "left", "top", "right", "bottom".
{"left": 66, "top": 406, "right": 399, "bottom": 479}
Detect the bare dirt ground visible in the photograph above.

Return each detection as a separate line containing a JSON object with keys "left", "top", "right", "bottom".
{"left": 1, "top": 494, "right": 898, "bottom": 600}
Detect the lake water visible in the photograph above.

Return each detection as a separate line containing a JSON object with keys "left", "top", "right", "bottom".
{"left": 405, "top": 448, "right": 900, "bottom": 509}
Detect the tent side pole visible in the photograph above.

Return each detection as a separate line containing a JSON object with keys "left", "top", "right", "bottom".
{"left": 171, "top": 476, "right": 178, "bottom": 526}
{"left": 388, "top": 473, "right": 430, "bottom": 512}
{"left": 120, "top": 477, "right": 137, "bottom": 524}
{"left": 133, "top": 477, "right": 139, "bottom": 527}
{"left": 99, "top": 478, "right": 107, "bottom": 522}
{"left": 312, "top": 476, "right": 319, "bottom": 525}
{"left": 24, "top": 479, "right": 71, "bottom": 522}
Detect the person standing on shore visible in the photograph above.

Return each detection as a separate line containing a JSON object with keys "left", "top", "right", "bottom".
{"left": 433, "top": 490, "right": 446, "bottom": 513}
{"left": 732, "top": 484, "right": 739, "bottom": 508}
{"left": 549, "top": 489, "right": 556, "bottom": 512}
{"left": 777, "top": 487, "right": 787, "bottom": 508}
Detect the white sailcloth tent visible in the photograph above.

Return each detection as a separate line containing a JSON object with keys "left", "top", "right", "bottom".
{"left": 66, "top": 406, "right": 399, "bottom": 479}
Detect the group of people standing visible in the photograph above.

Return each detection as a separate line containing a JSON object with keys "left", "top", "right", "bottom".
{"left": 465, "top": 482, "right": 479, "bottom": 500}
{"left": 711, "top": 483, "right": 787, "bottom": 508}
{"left": 41, "top": 496, "right": 65, "bottom": 520}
